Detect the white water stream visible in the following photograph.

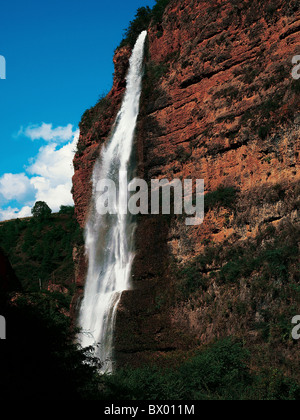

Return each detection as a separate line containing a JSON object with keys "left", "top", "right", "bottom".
{"left": 78, "top": 31, "right": 147, "bottom": 373}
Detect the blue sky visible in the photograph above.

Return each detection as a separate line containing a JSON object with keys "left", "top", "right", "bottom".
{"left": 0, "top": 0, "right": 155, "bottom": 220}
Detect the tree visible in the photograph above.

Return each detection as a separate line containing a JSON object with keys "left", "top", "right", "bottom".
{"left": 31, "top": 201, "right": 52, "bottom": 220}
{"left": 59, "top": 205, "right": 75, "bottom": 215}
{"left": 120, "top": 6, "right": 152, "bottom": 47}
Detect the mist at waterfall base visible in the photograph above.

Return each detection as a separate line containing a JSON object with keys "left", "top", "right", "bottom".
{"left": 78, "top": 31, "right": 147, "bottom": 373}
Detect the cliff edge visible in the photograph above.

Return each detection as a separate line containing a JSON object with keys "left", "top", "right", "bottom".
{"left": 72, "top": 0, "right": 300, "bottom": 375}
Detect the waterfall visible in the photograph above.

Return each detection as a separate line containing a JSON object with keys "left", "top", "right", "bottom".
{"left": 78, "top": 31, "right": 147, "bottom": 373}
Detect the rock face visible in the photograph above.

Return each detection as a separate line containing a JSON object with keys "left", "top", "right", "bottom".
{"left": 71, "top": 46, "right": 131, "bottom": 307}
{"left": 72, "top": 46, "right": 131, "bottom": 229}
{"left": 72, "top": 0, "right": 300, "bottom": 372}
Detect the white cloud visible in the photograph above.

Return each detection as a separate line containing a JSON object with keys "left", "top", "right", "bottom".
{"left": 0, "top": 173, "right": 35, "bottom": 201}
{"left": 0, "top": 126, "right": 79, "bottom": 221}
{"left": 0, "top": 206, "right": 32, "bottom": 221}
{"left": 30, "top": 182, "right": 75, "bottom": 212}
{"left": 26, "top": 131, "right": 79, "bottom": 212}
{"left": 27, "top": 134, "right": 78, "bottom": 183}
{"left": 19, "top": 123, "right": 77, "bottom": 143}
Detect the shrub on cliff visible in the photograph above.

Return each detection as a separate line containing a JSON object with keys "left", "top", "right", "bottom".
{"left": 79, "top": 93, "right": 111, "bottom": 140}
{"left": 119, "top": 7, "right": 152, "bottom": 48}
{"left": 118, "top": 0, "right": 171, "bottom": 49}
{"left": 291, "top": 80, "right": 300, "bottom": 94}
{"left": 178, "top": 264, "right": 208, "bottom": 298}
{"left": 152, "top": 0, "right": 171, "bottom": 25}
{"left": 204, "top": 186, "right": 238, "bottom": 211}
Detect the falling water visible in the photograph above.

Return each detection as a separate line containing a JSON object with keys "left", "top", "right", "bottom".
{"left": 78, "top": 31, "right": 147, "bottom": 373}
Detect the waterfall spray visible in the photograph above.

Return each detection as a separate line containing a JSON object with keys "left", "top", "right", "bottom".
{"left": 78, "top": 31, "right": 147, "bottom": 373}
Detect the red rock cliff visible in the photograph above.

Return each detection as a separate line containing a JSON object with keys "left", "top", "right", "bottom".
{"left": 72, "top": 0, "right": 300, "bottom": 372}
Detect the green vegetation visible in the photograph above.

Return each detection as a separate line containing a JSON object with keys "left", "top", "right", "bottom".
{"left": 142, "top": 61, "right": 170, "bottom": 111}
{"left": 1, "top": 291, "right": 102, "bottom": 400}
{"left": 172, "top": 206, "right": 299, "bottom": 393}
{"left": 100, "top": 338, "right": 300, "bottom": 400}
{"left": 31, "top": 201, "right": 52, "bottom": 220}
{"left": 176, "top": 220, "right": 299, "bottom": 362}
{"left": 152, "top": 0, "right": 171, "bottom": 25}
{"left": 79, "top": 93, "right": 111, "bottom": 141}
{"left": 264, "top": 64, "right": 290, "bottom": 90}
{"left": 118, "top": 0, "right": 171, "bottom": 48}
{"left": 0, "top": 205, "right": 83, "bottom": 291}
{"left": 3, "top": 209, "right": 296, "bottom": 400}
{"left": 2, "top": 297, "right": 298, "bottom": 400}
{"left": 205, "top": 186, "right": 238, "bottom": 212}
{"left": 147, "top": 62, "right": 169, "bottom": 82}
{"left": 0, "top": 205, "right": 101, "bottom": 400}
{"left": 260, "top": 94, "right": 283, "bottom": 118}
{"left": 217, "top": 237, "right": 298, "bottom": 285}
{"left": 177, "top": 222, "right": 298, "bottom": 298}
{"left": 143, "top": 62, "right": 169, "bottom": 101}
{"left": 258, "top": 124, "right": 272, "bottom": 140}
{"left": 240, "top": 66, "right": 260, "bottom": 85}
{"left": 213, "top": 86, "right": 240, "bottom": 104}
{"left": 119, "top": 7, "right": 152, "bottom": 48}
{"left": 59, "top": 205, "right": 75, "bottom": 215}
{"left": 80, "top": 1, "right": 172, "bottom": 138}
{"left": 291, "top": 79, "right": 300, "bottom": 94}
{"left": 177, "top": 245, "right": 219, "bottom": 299}
{"left": 175, "top": 145, "right": 192, "bottom": 164}
{"left": 178, "top": 263, "right": 208, "bottom": 297}
{"left": 240, "top": 91, "right": 286, "bottom": 139}
{"left": 265, "top": 3, "right": 278, "bottom": 19}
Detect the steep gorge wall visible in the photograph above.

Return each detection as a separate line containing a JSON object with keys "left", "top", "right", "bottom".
{"left": 72, "top": 0, "right": 300, "bottom": 372}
